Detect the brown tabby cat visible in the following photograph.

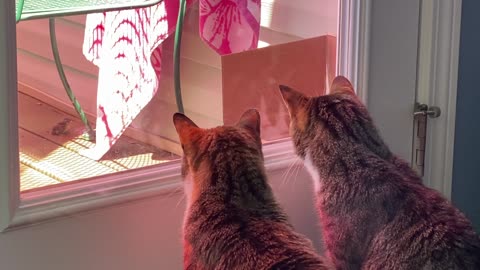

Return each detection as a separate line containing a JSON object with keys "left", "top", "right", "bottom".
{"left": 278, "top": 76, "right": 480, "bottom": 270}
{"left": 173, "top": 109, "right": 330, "bottom": 270}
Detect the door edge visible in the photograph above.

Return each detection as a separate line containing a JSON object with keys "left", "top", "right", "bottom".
{"left": 416, "top": 0, "right": 462, "bottom": 199}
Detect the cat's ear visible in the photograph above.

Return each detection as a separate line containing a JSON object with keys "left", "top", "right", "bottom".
{"left": 279, "top": 85, "right": 310, "bottom": 131}
{"left": 330, "top": 76, "right": 355, "bottom": 96}
{"left": 237, "top": 109, "right": 261, "bottom": 137}
{"left": 173, "top": 113, "right": 201, "bottom": 147}
{"left": 278, "top": 85, "right": 308, "bottom": 115}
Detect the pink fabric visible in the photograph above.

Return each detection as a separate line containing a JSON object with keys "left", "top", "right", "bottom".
{"left": 82, "top": 0, "right": 260, "bottom": 160}
{"left": 199, "top": 0, "right": 261, "bottom": 55}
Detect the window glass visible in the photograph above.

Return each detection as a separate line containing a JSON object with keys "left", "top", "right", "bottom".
{"left": 16, "top": 0, "right": 338, "bottom": 191}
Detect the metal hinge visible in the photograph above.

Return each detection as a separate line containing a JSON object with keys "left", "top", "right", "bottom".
{"left": 413, "top": 102, "right": 441, "bottom": 176}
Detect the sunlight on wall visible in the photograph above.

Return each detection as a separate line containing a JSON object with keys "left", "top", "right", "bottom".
{"left": 258, "top": 40, "right": 271, "bottom": 48}
{"left": 260, "top": 0, "right": 338, "bottom": 38}
{"left": 260, "top": 0, "right": 275, "bottom": 28}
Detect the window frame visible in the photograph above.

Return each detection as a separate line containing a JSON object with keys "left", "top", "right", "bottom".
{"left": 0, "top": 0, "right": 369, "bottom": 231}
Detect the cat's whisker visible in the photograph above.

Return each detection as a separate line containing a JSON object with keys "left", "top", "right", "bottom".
{"left": 175, "top": 193, "right": 186, "bottom": 209}
{"left": 281, "top": 158, "right": 298, "bottom": 186}
{"left": 283, "top": 157, "right": 302, "bottom": 186}
{"left": 290, "top": 158, "right": 302, "bottom": 187}
{"left": 162, "top": 184, "right": 184, "bottom": 201}
{"left": 292, "top": 158, "right": 302, "bottom": 180}
{"left": 280, "top": 161, "right": 292, "bottom": 184}
{"left": 281, "top": 157, "right": 297, "bottom": 177}
{"left": 280, "top": 163, "right": 292, "bottom": 186}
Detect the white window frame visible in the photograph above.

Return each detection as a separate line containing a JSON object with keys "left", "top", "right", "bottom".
{"left": 1, "top": 0, "right": 460, "bottom": 231}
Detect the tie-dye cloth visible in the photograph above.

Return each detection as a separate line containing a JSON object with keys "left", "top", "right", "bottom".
{"left": 81, "top": 0, "right": 260, "bottom": 160}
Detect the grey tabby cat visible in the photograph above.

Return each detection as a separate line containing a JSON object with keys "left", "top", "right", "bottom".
{"left": 173, "top": 109, "right": 331, "bottom": 270}
{"left": 278, "top": 76, "right": 480, "bottom": 270}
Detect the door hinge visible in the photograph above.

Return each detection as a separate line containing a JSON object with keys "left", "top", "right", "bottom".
{"left": 413, "top": 102, "right": 441, "bottom": 176}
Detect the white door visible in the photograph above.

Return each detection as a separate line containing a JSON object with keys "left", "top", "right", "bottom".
{"left": 364, "top": 0, "right": 460, "bottom": 197}
{"left": 0, "top": 0, "right": 458, "bottom": 269}
{"left": 364, "top": 1, "right": 419, "bottom": 161}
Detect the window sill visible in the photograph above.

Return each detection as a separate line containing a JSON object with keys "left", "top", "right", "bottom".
{"left": 5, "top": 139, "right": 296, "bottom": 231}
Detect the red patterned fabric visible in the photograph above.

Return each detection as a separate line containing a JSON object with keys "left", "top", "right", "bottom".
{"left": 82, "top": 0, "right": 259, "bottom": 160}
{"left": 199, "top": 0, "right": 261, "bottom": 55}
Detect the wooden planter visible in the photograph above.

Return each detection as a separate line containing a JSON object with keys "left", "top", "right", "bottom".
{"left": 222, "top": 35, "right": 336, "bottom": 141}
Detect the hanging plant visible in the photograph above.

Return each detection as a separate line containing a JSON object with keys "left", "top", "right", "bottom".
{"left": 173, "top": 0, "right": 187, "bottom": 113}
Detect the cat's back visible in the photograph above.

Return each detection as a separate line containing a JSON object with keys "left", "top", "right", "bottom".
{"left": 365, "top": 167, "right": 480, "bottom": 269}
{"left": 213, "top": 215, "right": 330, "bottom": 270}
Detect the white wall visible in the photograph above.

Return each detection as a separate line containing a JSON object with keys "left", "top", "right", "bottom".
{"left": 0, "top": 167, "right": 322, "bottom": 270}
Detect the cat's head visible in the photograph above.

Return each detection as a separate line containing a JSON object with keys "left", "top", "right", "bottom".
{"left": 173, "top": 109, "right": 263, "bottom": 207}
{"left": 278, "top": 76, "right": 391, "bottom": 160}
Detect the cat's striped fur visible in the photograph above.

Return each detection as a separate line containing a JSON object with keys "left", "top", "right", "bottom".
{"left": 279, "top": 76, "right": 480, "bottom": 270}
{"left": 173, "top": 109, "right": 330, "bottom": 270}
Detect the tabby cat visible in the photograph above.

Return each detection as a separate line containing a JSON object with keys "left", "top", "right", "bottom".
{"left": 278, "top": 76, "right": 480, "bottom": 270}
{"left": 173, "top": 109, "right": 330, "bottom": 270}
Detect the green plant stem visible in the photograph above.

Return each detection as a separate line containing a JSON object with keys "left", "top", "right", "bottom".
{"left": 173, "top": 0, "right": 186, "bottom": 114}
{"left": 16, "top": 0, "right": 25, "bottom": 22}
{"left": 49, "top": 18, "right": 95, "bottom": 140}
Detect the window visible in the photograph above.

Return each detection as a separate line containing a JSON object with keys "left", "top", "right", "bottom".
{"left": 16, "top": 0, "right": 339, "bottom": 191}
